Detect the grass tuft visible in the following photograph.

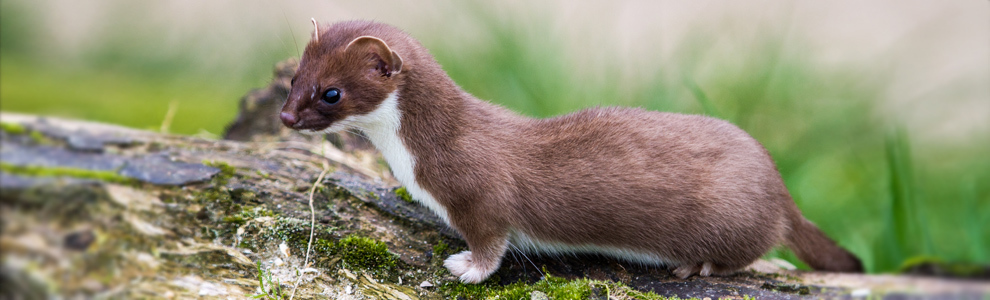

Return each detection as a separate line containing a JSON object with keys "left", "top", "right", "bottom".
{"left": 394, "top": 187, "right": 414, "bottom": 203}
{"left": 252, "top": 260, "right": 285, "bottom": 299}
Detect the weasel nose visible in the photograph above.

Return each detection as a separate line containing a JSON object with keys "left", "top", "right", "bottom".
{"left": 280, "top": 112, "right": 298, "bottom": 127}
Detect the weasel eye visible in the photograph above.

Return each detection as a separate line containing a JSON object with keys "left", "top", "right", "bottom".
{"left": 322, "top": 88, "right": 341, "bottom": 105}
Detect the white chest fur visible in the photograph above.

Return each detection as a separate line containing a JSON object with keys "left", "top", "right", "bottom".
{"left": 323, "top": 92, "right": 450, "bottom": 224}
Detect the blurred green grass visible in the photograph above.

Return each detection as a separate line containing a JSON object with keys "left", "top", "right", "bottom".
{"left": 0, "top": 0, "right": 293, "bottom": 136}
{"left": 1, "top": 2, "right": 986, "bottom": 273}
{"left": 1, "top": 57, "right": 233, "bottom": 135}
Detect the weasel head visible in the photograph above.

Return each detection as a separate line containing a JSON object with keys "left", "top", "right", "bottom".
{"left": 280, "top": 21, "right": 404, "bottom": 134}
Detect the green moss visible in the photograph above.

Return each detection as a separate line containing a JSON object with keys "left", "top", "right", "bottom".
{"left": 221, "top": 215, "right": 246, "bottom": 225}
{"left": 196, "top": 187, "right": 230, "bottom": 205}
{"left": 319, "top": 185, "right": 353, "bottom": 201}
{"left": 276, "top": 218, "right": 312, "bottom": 245}
{"left": 231, "top": 188, "right": 257, "bottom": 203}
{"left": 314, "top": 238, "right": 335, "bottom": 254}
{"left": 251, "top": 207, "right": 276, "bottom": 218}
{"left": 432, "top": 241, "right": 449, "bottom": 257}
{"left": 330, "top": 235, "right": 398, "bottom": 272}
{"left": 441, "top": 274, "right": 692, "bottom": 300}
{"left": 264, "top": 217, "right": 335, "bottom": 256}
{"left": 395, "top": 187, "right": 413, "bottom": 203}
{"left": 1, "top": 121, "right": 26, "bottom": 134}
{"left": 442, "top": 274, "right": 592, "bottom": 300}
{"left": 196, "top": 188, "right": 277, "bottom": 229}
{"left": 29, "top": 131, "right": 45, "bottom": 143}
{"left": 760, "top": 282, "right": 810, "bottom": 295}
{"left": 293, "top": 235, "right": 400, "bottom": 277}
{"left": 0, "top": 162, "right": 136, "bottom": 184}
{"left": 202, "top": 160, "right": 235, "bottom": 186}
{"left": 1, "top": 122, "right": 47, "bottom": 143}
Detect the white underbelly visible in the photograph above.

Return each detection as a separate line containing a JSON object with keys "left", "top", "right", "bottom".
{"left": 355, "top": 92, "right": 450, "bottom": 224}
{"left": 508, "top": 230, "right": 675, "bottom": 266}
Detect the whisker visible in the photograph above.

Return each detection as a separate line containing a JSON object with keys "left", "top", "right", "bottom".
{"left": 281, "top": 8, "right": 300, "bottom": 56}
{"left": 508, "top": 248, "right": 523, "bottom": 273}
{"left": 269, "top": 8, "right": 294, "bottom": 61}
{"left": 506, "top": 243, "right": 525, "bottom": 274}
{"left": 508, "top": 242, "right": 543, "bottom": 278}
{"left": 346, "top": 129, "right": 364, "bottom": 137}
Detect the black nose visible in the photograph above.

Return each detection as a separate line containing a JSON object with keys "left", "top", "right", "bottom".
{"left": 280, "top": 112, "right": 298, "bottom": 127}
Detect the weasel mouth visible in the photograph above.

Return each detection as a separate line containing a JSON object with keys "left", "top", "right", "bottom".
{"left": 288, "top": 115, "right": 361, "bottom": 135}
{"left": 295, "top": 121, "right": 340, "bottom": 135}
{"left": 294, "top": 121, "right": 352, "bottom": 136}
{"left": 295, "top": 124, "right": 338, "bottom": 135}
{"left": 289, "top": 120, "right": 319, "bottom": 131}
{"left": 283, "top": 117, "right": 337, "bottom": 133}
{"left": 297, "top": 128, "right": 323, "bottom": 136}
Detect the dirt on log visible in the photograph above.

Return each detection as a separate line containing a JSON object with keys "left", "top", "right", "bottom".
{"left": 2, "top": 62, "right": 987, "bottom": 300}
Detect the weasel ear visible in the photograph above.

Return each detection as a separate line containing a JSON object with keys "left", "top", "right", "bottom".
{"left": 344, "top": 36, "right": 403, "bottom": 77}
{"left": 311, "top": 18, "right": 319, "bottom": 42}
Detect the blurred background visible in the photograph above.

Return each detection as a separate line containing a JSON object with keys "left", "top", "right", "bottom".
{"left": 1, "top": 0, "right": 987, "bottom": 274}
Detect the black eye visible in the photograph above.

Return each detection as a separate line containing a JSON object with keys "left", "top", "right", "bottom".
{"left": 322, "top": 88, "right": 341, "bottom": 105}
{"left": 290, "top": 78, "right": 296, "bottom": 86}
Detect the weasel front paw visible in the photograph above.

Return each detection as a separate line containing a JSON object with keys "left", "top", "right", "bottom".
{"left": 443, "top": 251, "right": 495, "bottom": 284}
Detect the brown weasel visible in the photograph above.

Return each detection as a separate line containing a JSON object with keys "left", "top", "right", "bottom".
{"left": 279, "top": 20, "right": 863, "bottom": 283}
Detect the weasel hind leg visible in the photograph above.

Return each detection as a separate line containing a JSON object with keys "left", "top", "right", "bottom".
{"left": 673, "top": 263, "right": 700, "bottom": 278}
{"left": 673, "top": 262, "right": 723, "bottom": 278}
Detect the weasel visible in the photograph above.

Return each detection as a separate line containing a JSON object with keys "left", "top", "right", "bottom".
{"left": 279, "top": 20, "right": 863, "bottom": 283}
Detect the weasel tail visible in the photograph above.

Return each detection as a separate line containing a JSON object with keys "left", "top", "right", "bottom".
{"left": 784, "top": 203, "right": 863, "bottom": 272}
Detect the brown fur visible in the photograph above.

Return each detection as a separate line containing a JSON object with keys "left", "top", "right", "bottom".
{"left": 280, "top": 20, "right": 863, "bottom": 282}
